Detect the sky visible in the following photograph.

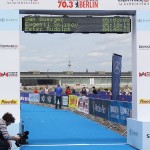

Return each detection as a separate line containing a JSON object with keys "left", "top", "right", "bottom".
{"left": 19, "top": 15, "right": 132, "bottom": 72}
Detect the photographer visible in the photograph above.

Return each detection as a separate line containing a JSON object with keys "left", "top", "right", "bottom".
{"left": 0, "top": 112, "right": 20, "bottom": 150}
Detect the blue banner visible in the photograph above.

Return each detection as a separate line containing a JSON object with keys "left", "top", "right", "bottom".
{"left": 20, "top": 92, "right": 29, "bottom": 103}
{"left": 108, "top": 100, "right": 132, "bottom": 125}
{"left": 112, "top": 53, "right": 122, "bottom": 100}
{"left": 89, "top": 98, "right": 110, "bottom": 120}
{"left": 108, "top": 101, "right": 119, "bottom": 123}
{"left": 118, "top": 101, "right": 132, "bottom": 125}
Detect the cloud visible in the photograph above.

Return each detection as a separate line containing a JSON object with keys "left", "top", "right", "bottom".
{"left": 88, "top": 51, "right": 105, "bottom": 57}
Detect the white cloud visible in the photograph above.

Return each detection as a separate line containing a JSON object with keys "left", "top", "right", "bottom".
{"left": 88, "top": 51, "right": 105, "bottom": 57}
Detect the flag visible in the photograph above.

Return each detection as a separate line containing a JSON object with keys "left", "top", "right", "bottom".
{"left": 111, "top": 53, "right": 122, "bottom": 100}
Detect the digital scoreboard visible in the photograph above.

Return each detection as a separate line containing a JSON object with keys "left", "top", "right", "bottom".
{"left": 22, "top": 16, "right": 131, "bottom": 33}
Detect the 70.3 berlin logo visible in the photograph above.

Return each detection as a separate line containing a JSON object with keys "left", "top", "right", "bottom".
{"left": 58, "top": 0, "right": 99, "bottom": 9}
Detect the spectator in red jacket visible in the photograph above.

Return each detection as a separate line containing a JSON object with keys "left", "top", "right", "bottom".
{"left": 65, "top": 86, "right": 71, "bottom": 95}
{"left": 33, "top": 87, "right": 38, "bottom": 94}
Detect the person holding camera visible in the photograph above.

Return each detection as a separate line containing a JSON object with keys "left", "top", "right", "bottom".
{"left": 0, "top": 112, "right": 20, "bottom": 150}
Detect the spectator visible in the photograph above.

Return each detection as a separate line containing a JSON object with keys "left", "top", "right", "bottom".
{"left": 71, "top": 87, "right": 76, "bottom": 94}
{"left": 80, "top": 87, "right": 87, "bottom": 96}
{"left": 86, "top": 87, "right": 89, "bottom": 95}
{"left": 65, "top": 86, "right": 71, "bottom": 95}
{"left": 123, "top": 85, "right": 131, "bottom": 95}
{"left": 92, "top": 86, "right": 97, "bottom": 94}
{"left": 33, "top": 87, "right": 38, "bottom": 94}
{"left": 55, "top": 84, "right": 63, "bottom": 109}
{"left": 44, "top": 85, "right": 49, "bottom": 94}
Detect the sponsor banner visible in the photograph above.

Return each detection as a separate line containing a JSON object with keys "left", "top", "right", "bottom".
{"left": 62, "top": 95, "right": 68, "bottom": 106}
{"left": 40, "top": 94, "right": 54, "bottom": 104}
{"left": 46, "top": 94, "right": 54, "bottom": 104}
{"left": 0, "top": 10, "right": 19, "bottom": 30}
{"left": 127, "top": 118, "right": 142, "bottom": 150}
{"left": 77, "top": 96, "right": 89, "bottom": 114}
{"left": 127, "top": 119, "right": 150, "bottom": 150}
{"left": 89, "top": 98, "right": 109, "bottom": 119}
{"left": 0, "top": 43, "right": 18, "bottom": 50}
{"left": 40, "top": 94, "right": 47, "bottom": 103}
{"left": 20, "top": 92, "right": 29, "bottom": 103}
{"left": 68, "top": 95, "right": 78, "bottom": 109}
{"left": 118, "top": 101, "right": 132, "bottom": 125}
{"left": 0, "top": 0, "right": 57, "bottom": 10}
{"left": 29, "top": 93, "right": 40, "bottom": 102}
{"left": 0, "top": 0, "right": 150, "bottom": 10}
{"left": 0, "top": 72, "right": 18, "bottom": 77}
{"left": 0, "top": 30, "right": 19, "bottom": 123}
{"left": 139, "top": 98, "right": 150, "bottom": 104}
{"left": 136, "top": 11, "right": 150, "bottom": 120}
{"left": 0, "top": 0, "right": 99, "bottom": 10}
{"left": 0, "top": 99, "right": 18, "bottom": 104}
{"left": 100, "top": 0, "right": 150, "bottom": 10}
{"left": 57, "top": 0, "right": 99, "bottom": 9}
{"left": 139, "top": 72, "right": 150, "bottom": 77}
{"left": 108, "top": 101, "right": 120, "bottom": 123}
{"left": 0, "top": 32, "right": 19, "bottom": 105}
{"left": 108, "top": 100, "right": 132, "bottom": 125}
{"left": 137, "top": 11, "right": 150, "bottom": 31}
{"left": 111, "top": 53, "right": 122, "bottom": 100}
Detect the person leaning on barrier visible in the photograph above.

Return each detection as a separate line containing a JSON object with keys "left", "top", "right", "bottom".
{"left": 44, "top": 85, "right": 49, "bottom": 95}
{"left": 65, "top": 86, "right": 71, "bottom": 95}
{"left": 0, "top": 112, "right": 20, "bottom": 150}
{"left": 80, "top": 87, "right": 87, "bottom": 96}
{"left": 92, "top": 86, "right": 97, "bottom": 94}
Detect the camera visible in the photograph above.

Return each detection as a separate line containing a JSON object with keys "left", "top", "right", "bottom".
{"left": 15, "top": 131, "right": 29, "bottom": 147}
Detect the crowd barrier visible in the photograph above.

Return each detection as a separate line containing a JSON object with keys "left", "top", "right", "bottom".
{"left": 20, "top": 92, "right": 29, "bottom": 103}
{"left": 20, "top": 92, "right": 132, "bottom": 126}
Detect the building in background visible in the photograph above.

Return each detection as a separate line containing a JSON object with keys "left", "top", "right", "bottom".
{"left": 20, "top": 71, "right": 131, "bottom": 90}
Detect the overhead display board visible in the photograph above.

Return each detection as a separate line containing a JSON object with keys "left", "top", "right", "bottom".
{"left": 22, "top": 16, "right": 131, "bottom": 33}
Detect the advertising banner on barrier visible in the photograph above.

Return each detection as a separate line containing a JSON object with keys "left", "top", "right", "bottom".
{"left": 62, "top": 96, "right": 68, "bottom": 106}
{"left": 108, "top": 100, "right": 132, "bottom": 125}
{"left": 108, "top": 100, "right": 119, "bottom": 123}
{"left": 111, "top": 53, "right": 122, "bottom": 100}
{"left": 89, "top": 98, "right": 109, "bottom": 119}
{"left": 77, "top": 96, "right": 89, "bottom": 114}
{"left": 40, "top": 94, "right": 54, "bottom": 104}
{"left": 29, "top": 93, "right": 40, "bottom": 103}
{"left": 68, "top": 95, "right": 78, "bottom": 109}
{"left": 20, "top": 92, "right": 29, "bottom": 103}
{"left": 118, "top": 101, "right": 132, "bottom": 125}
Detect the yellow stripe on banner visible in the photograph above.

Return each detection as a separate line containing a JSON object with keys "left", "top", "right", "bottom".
{"left": 68, "top": 95, "right": 78, "bottom": 109}
{"left": 0, "top": 99, "right": 18, "bottom": 104}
